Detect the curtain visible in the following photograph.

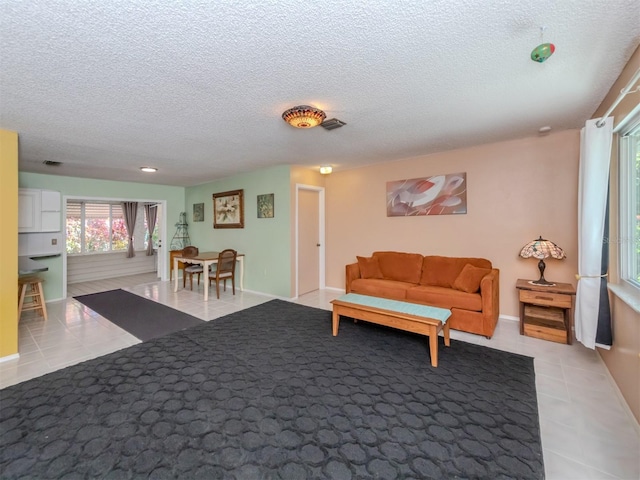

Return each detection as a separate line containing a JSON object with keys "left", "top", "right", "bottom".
{"left": 575, "top": 117, "right": 613, "bottom": 349}
{"left": 121, "top": 201, "right": 138, "bottom": 258}
{"left": 144, "top": 204, "right": 157, "bottom": 256}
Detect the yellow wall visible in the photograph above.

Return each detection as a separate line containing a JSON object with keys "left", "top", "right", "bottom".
{"left": 0, "top": 130, "right": 19, "bottom": 358}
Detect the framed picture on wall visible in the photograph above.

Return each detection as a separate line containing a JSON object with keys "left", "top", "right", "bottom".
{"left": 193, "top": 203, "right": 204, "bottom": 222}
{"left": 386, "top": 172, "right": 467, "bottom": 216}
{"left": 213, "top": 189, "right": 244, "bottom": 228}
{"left": 257, "top": 193, "right": 274, "bottom": 218}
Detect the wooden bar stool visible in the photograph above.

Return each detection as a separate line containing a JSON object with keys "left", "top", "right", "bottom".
{"left": 18, "top": 276, "right": 48, "bottom": 321}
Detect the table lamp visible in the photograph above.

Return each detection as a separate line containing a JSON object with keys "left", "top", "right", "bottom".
{"left": 519, "top": 236, "right": 566, "bottom": 286}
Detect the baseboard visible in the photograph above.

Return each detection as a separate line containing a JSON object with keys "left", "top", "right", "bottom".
{"left": 45, "top": 296, "right": 65, "bottom": 303}
{"left": 240, "top": 289, "right": 290, "bottom": 301}
{"left": 290, "top": 286, "right": 345, "bottom": 300}
{"left": 0, "top": 353, "right": 20, "bottom": 363}
{"left": 499, "top": 314, "right": 519, "bottom": 322}
{"left": 323, "top": 286, "right": 346, "bottom": 293}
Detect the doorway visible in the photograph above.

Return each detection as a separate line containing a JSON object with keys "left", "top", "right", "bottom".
{"left": 296, "top": 185, "right": 325, "bottom": 297}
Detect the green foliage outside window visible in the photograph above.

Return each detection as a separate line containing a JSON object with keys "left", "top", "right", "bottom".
{"left": 144, "top": 224, "right": 159, "bottom": 250}
{"left": 66, "top": 218, "right": 81, "bottom": 254}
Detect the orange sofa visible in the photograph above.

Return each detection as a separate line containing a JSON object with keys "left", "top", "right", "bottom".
{"left": 345, "top": 252, "right": 500, "bottom": 338}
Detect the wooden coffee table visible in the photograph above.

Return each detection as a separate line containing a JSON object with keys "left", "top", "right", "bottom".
{"left": 331, "top": 293, "right": 451, "bottom": 367}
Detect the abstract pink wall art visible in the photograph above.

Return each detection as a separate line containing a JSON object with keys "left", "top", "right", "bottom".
{"left": 386, "top": 173, "right": 467, "bottom": 216}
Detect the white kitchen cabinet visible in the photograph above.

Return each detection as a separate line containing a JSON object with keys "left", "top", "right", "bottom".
{"left": 40, "top": 190, "right": 61, "bottom": 231}
{"left": 18, "top": 189, "right": 40, "bottom": 232}
{"left": 18, "top": 189, "right": 61, "bottom": 232}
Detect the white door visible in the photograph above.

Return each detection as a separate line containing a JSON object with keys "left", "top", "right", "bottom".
{"left": 298, "top": 189, "right": 321, "bottom": 295}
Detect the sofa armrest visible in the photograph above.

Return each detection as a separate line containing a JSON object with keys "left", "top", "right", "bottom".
{"left": 480, "top": 268, "right": 500, "bottom": 326}
{"left": 345, "top": 262, "right": 361, "bottom": 293}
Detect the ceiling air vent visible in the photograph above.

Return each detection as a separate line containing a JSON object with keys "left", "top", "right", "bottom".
{"left": 43, "top": 160, "right": 63, "bottom": 166}
{"left": 320, "top": 118, "right": 346, "bottom": 131}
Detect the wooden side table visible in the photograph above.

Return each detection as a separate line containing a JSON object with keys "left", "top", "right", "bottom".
{"left": 516, "top": 279, "right": 576, "bottom": 344}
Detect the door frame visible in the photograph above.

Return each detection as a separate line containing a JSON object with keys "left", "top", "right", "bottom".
{"left": 294, "top": 184, "right": 325, "bottom": 298}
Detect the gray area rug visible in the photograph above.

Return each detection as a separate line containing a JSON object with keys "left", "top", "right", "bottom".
{"left": 0, "top": 300, "right": 543, "bottom": 479}
{"left": 74, "top": 289, "right": 203, "bottom": 342}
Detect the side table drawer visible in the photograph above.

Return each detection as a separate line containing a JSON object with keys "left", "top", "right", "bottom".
{"left": 523, "top": 322, "right": 567, "bottom": 343}
{"left": 519, "top": 290, "right": 572, "bottom": 308}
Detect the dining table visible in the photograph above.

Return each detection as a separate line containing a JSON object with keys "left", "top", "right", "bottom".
{"left": 172, "top": 251, "right": 244, "bottom": 301}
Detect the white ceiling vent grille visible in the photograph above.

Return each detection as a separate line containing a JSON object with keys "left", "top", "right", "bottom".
{"left": 320, "top": 118, "right": 346, "bottom": 131}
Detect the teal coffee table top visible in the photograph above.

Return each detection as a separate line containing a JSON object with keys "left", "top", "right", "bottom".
{"left": 337, "top": 293, "right": 451, "bottom": 323}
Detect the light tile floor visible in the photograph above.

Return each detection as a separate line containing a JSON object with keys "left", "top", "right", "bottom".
{"left": 2, "top": 278, "right": 638, "bottom": 480}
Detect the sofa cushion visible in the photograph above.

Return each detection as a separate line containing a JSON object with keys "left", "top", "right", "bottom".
{"left": 406, "top": 285, "right": 483, "bottom": 312}
{"left": 350, "top": 278, "right": 414, "bottom": 300}
{"left": 372, "top": 251, "right": 424, "bottom": 284}
{"left": 357, "top": 256, "right": 383, "bottom": 279}
{"left": 452, "top": 264, "right": 492, "bottom": 293}
{"left": 420, "top": 256, "right": 492, "bottom": 287}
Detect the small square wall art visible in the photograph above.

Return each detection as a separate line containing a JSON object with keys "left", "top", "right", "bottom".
{"left": 257, "top": 193, "right": 274, "bottom": 218}
{"left": 193, "top": 203, "right": 204, "bottom": 222}
{"left": 386, "top": 172, "right": 467, "bottom": 216}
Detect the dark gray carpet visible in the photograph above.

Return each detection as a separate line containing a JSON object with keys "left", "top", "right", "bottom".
{"left": 0, "top": 300, "right": 544, "bottom": 479}
{"left": 74, "top": 289, "right": 203, "bottom": 341}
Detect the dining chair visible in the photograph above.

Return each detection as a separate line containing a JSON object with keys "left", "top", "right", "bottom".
{"left": 208, "top": 249, "right": 237, "bottom": 299}
{"left": 182, "top": 246, "right": 203, "bottom": 290}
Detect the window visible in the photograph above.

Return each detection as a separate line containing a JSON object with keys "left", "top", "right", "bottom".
{"left": 619, "top": 113, "right": 640, "bottom": 288}
{"left": 67, "top": 201, "right": 159, "bottom": 255}
{"left": 66, "top": 202, "right": 127, "bottom": 254}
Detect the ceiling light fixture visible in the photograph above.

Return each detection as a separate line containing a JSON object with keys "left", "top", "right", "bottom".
{"left": 319, "top": 165, "right": 333, "bottom": 175}
{"left": 282, "top": 105, "right": 326, "bottom": 128}
{"left": 140, "top": 167, "right": 158, "bottom": 173}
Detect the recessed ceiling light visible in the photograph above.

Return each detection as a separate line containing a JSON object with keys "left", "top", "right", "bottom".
{"left": 538, "top": 126, "right": 552, "bottom": 134}
{"left": 140, "top": 167, "right": 157, "bottom": 173}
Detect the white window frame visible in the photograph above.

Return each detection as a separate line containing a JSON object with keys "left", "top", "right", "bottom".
{"left": 618, "top": 107, "right": 640, "bottom": 290}
{"left": 67, "top": 201, "right": 127, "bottom": 255}
{"left": 67, "top": 201, "right": 158, "bottom": 255}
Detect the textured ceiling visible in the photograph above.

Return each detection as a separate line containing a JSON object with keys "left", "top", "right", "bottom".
{"left": 2, "top": 1, "right": 639, "bottom": 187}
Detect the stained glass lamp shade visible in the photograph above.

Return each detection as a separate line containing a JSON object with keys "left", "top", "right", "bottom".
{"left": 282, "top": 105, "right": 326, "bottom": 128}
{"left": 519, "top": 236, "right": 566, "bottom": 285}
